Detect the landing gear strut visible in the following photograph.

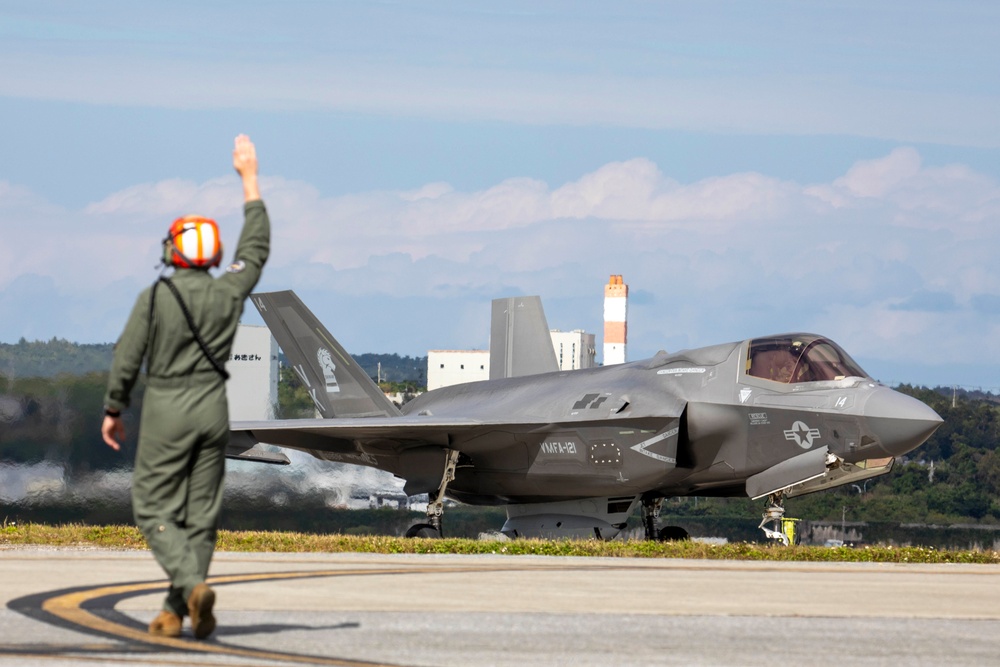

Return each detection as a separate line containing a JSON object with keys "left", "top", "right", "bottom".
{"left": 642, "top": 498, "right": 663, "bottom": 541}
{"left": 758, "top": 492, "right": 789, "bottom": 545}
{"left": 405, "top": 449, "right": 459, "bottom": 538}
{"left": 641, "top": 497, "right": 690, "bottom": 542}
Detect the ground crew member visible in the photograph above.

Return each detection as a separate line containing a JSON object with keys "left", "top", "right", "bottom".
{"left": 101, "top": 134, "right": 269, "bottom": 639}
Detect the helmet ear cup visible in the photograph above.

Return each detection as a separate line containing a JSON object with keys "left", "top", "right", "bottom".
{"left": 162, "top": 237, "right": 174, "bottom": 266}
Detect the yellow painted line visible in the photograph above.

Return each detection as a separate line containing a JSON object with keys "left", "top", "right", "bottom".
{"left": 30, "top": 559, "right": 993, "bottom": 665}
{"left": 40, "top": 569, "right": 412, "bottom": 666}
{"left": 0, "top": 650, "right": 269, "bottom": 666}
{"left": 36, "top": 564, "right": 559, "bottom": 667}
{"left": 0, "top": 642, "right": 121, "bottom": 651}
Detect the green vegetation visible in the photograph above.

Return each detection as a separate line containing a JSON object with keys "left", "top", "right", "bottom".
{"left": 0, "top": 341, "right": 428, "bottom": 464}
{"left": 276, "top": 358, "right": 425, "bottom": 420}
{"left": 1, "top": 522, "right": 997, "bottom": 563}
{"left": 0, "top": 338, "right": 427, "bottom": 385}
{"left": 0, "top": 338, "right": 115, "bottom": 378}
{"left": 1, "top": 339, "right": 998, "bottom": 535}
{"left": 275, "top": 365, "right": 315, "bottom": 419}
{"left": 0, "top": 370, "right": 138, "bottom": 469}
{"left": 352, "top": 352, "right": 427, "bottom": 385}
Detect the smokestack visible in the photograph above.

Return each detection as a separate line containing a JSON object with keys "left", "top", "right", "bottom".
{"left": 603, "top": 274, "right": 627, "bottom": 365}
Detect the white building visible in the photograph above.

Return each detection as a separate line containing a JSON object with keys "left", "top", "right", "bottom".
{"left": 550, "top": 329, "right": 596, "bottom": 371}
{"left": 427, "top": 350, "right": 490, "bottom": 391}
{"left": 226, "top": 324, "right": 279, "bottom": 421}
{"left": 429, "top": 329, "right": 596, "bottom": 391}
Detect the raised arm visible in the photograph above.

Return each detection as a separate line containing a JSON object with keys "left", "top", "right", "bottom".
{"left": 232, "top": 134, "right": 260, "bottom": 202}
{"left": 222, "top": 134, "right": 270, "bottom": 298}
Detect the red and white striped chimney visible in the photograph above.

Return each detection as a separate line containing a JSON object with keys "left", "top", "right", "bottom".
{"left": 603, "top": 274, "right": 627, "bottom": 365}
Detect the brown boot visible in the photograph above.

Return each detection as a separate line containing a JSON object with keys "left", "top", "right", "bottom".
{"left": 148, "top": 610, "right": 182, "bottom": 637}
{"left": 187, "top": 583, "right": 216, "bottom": 639}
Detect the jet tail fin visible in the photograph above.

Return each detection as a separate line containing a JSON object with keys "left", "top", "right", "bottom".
{"left": 489, "top": 296, "right": 559, "bottom": 379}
{"left": 250, "top": 291, "right": 402, "bottom": 418}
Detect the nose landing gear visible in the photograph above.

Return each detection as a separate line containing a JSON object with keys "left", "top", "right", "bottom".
{"left": 758, "top": 492, "right": 797, "bottom": 545}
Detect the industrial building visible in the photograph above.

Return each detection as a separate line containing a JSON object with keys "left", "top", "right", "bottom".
{"left": 426, "top": 349, "right": 490, "bottom": 391}
{"left": 226, "top": 324, "right": 279, "bottom": 421}
{"left": 233, "top": 275, "right": 627, "bottom": 398}
{"left": 549, "top": 329, "right": 596, "bottom": 371}
{"left": 428, "top": 275, "right": 625, "bottom": 390}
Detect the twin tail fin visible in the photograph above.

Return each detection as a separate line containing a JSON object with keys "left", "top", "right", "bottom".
{"left": 250, "top": 291, "right": 402, "bottom": 418}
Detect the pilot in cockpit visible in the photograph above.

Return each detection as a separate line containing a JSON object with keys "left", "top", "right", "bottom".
{"left": 749, "top": 341, "right": 811, "bottom": 383}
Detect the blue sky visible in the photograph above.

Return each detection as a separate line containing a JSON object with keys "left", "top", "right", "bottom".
{"left": 1, "top": 2, "right": 999, "bottom": 390}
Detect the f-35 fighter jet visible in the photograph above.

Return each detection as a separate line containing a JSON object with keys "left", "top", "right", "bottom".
{"left": 229, "top": 291, "right": 942, "bottom": 543}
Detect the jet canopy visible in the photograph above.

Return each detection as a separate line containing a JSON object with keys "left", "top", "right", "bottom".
{"left": 746, "top": 334, "right": 868, "bottom": 384}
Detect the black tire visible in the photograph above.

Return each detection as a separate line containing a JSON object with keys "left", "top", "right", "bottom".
{"left": 657, "top": 525, "right": 690, "bottom": 542}
{"left": 404, "top": 523, "right": 440, "bottom": 538}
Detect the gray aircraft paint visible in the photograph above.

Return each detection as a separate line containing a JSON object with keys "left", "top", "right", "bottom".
{"left": 229, "top": 291, "right": 943, "bottom": 540}
{"left": 489, "top": 296, "right": 559, "bottom": 380}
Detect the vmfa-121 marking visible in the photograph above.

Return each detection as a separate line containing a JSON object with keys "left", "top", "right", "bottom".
{"left": 229, "top": 291, "right": 942, "bottom": 543}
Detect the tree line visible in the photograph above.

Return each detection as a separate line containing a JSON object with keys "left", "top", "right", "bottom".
{"left": 0, "top": 338, "right": 427, "bottom": 384}
{"left": 1, "top": 339, "right": 997, "bottom": 526}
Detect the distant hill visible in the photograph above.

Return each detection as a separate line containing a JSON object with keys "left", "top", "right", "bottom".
{"left": 277, "top": 351, "right": 426, "bottom": 386}
{"left": 929, "top": 386, "right": 1000, "bottom": 406}
{"left": 0, "top": 338, "right": 115, "bottom": 378}
{"left": 352, "top": 353, "right": 427, "bottom": 384}
{"left": 0, "top": 338, "right": 428, "bottom": 384}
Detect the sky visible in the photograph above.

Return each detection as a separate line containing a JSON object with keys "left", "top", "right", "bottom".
{"left": 1, "top": 2, "right": 999, "bottom": 390}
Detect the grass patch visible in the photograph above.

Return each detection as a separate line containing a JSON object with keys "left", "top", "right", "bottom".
{"left": 2, "top": 522, "right": 998, "bottom": 564}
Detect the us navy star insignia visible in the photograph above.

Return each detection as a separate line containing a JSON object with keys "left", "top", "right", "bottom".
{"left": 784, "top": 421, "right": 821, "bottom": 449}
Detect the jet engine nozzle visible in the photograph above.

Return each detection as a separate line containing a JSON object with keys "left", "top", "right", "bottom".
{"left": 862, "top": 388, "right": 943, "bottom": 458}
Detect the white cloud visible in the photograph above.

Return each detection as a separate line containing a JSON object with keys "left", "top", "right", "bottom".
{"left": 85, "top": 176, "right": 244, "bottom": 220}
{"left": 0, "top": 181, "right": 57, "bottom": 211}
{"left": 400, "top": 182, "right": 454, "bottom": 202}
{"left": 835, "top": 147, "right": 923, "bottom": 198}
{"left": 550, "top": 159, "right": 663, "bottom": 219}
{"left": 261, "top": 159, "right": 807, "bottom": 273}
{"left": 3, "top": 147, "right": 1000, "bottom": 387}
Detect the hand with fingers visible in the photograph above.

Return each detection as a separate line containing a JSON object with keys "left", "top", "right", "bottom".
{"left": 233, "top": 134, "right": 260, "bottom": 202}
{"left": 102, "top": 414, "right": 125, "bottom": 451}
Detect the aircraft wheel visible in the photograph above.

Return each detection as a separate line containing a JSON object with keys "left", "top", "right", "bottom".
{"left": 657, "top": 525, "right": 690, "bottom": 542}
{"left": 404, "top": 523, "right": 441, "bottom": 538}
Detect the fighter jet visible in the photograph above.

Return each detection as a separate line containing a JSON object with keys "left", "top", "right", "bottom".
{"left": 229, "top": 291, "right": 943, "bottom": 543}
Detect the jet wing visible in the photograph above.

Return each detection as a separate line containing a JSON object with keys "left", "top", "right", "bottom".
{"left": 231, "top": 401, "right": 681, "bottom": 458}
{"left": 232, "top": 415, "right": 484, "bottom": 454}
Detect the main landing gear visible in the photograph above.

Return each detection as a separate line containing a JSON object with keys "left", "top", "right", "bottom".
{"left": 641, "top": 497, "right": 690, "bottom": 542}
{"left": 404, "top": 449, "right": 459, "bottom": 539}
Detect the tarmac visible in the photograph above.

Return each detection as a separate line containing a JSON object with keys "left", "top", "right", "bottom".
{"left": 2, "top": 546, "right": 999, "bottom": 666}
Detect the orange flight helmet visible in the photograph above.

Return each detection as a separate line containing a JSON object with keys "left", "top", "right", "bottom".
{"left": 163, "top": 215, "right": 223, "bottom": 269}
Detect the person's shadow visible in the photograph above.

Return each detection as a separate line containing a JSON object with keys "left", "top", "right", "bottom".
{"left": 215, "top": 620, "right": 360, "bottom": 637}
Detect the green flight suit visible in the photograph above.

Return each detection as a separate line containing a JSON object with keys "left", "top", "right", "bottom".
{"left": 104, "top": 200, "right": 270, "bottom": 617}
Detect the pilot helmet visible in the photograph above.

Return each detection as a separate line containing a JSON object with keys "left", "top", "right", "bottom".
{"left": 163, "top": 215, "right": 222, "bottom": 269}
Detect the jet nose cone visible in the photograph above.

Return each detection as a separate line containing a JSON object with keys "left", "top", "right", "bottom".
{"left": 863, "top": 387, "right": 943, "bottom": 457}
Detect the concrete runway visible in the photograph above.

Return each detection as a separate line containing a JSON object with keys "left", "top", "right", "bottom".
{"left": 2, "top": 546, "right": 999, "bottom": 667}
